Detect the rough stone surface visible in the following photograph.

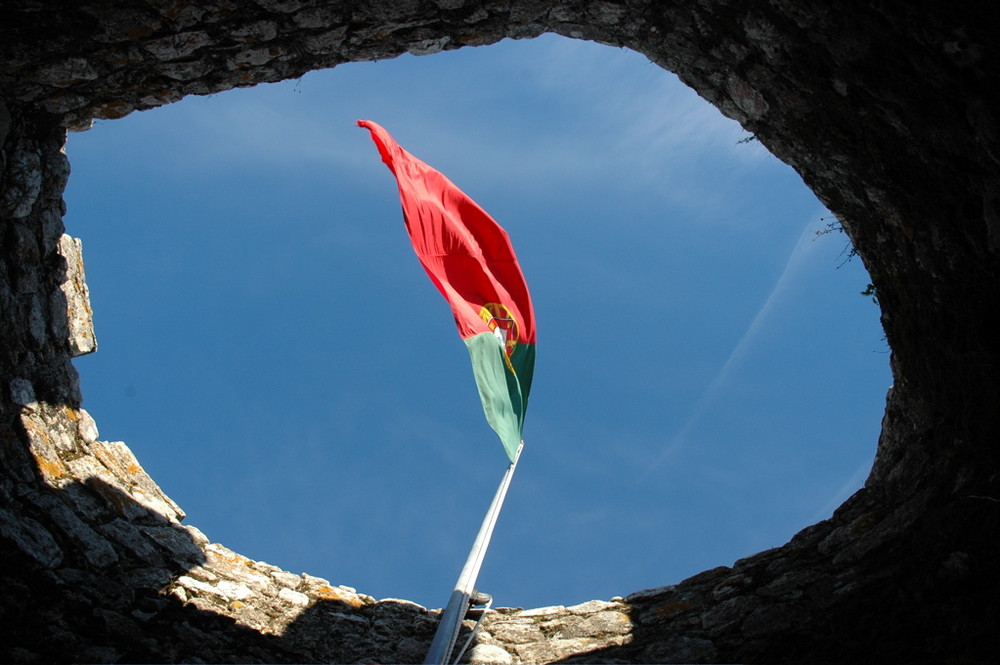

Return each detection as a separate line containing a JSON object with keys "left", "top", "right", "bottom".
{"left": 3, "top": 1, "right": 1000, "bottom": 663}
{"left": 55, "top": 234, "right": 97, "bottom": 357}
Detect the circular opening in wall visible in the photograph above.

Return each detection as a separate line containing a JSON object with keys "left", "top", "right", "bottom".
{"left": 63, "top": 34, "right": 890, "bottom": 609}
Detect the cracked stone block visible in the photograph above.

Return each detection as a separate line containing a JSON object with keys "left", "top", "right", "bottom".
{"left": 56, "top": 234, "right": 97, "bottom": 356}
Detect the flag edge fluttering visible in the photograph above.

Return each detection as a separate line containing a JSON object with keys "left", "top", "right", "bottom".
{"left": 357, "top": 119, "right": 535, "bottom": 462}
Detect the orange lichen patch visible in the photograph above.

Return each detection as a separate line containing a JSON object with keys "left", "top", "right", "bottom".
{"left": 315, "top": 585, "right": 365, "bottom": 608}
{"left": 89, "top": 442, "right": 139, "bottom": 484}
{"left": 22, "top": 418, "right": 53, "bottom": 446}
{"left": 158, "top": 0, "right": 194, "bottom": 20}
{"left": 21, "top": 416, "right": 45, "bottom": 438}
{"left": 851, "top": 512, "right": 880, "bottom": 535}
{"left": 94, "top": 100, "right": 133, "bottom": 119}
{"left": 63, "top": 406, "right": 80, "bottom": 421}
{"left": 32, "top": 451, "right": 70, "bottom": 481}
{"left": 651, "top": 601, "right": 695, "bottom": 619}
{"left": 229, "top": 601, "right": 246, "bottom": 611}
{"left": 127, "top": 25, "right": 155, "bottom": 40}
{"left": 50, "top": 77, "right": 94, "bottom": 88}
{"left": 209, "top": 548, "right": 256, "bottom": 569}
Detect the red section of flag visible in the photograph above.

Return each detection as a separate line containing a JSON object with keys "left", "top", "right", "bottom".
{"left": 358, "top": 120, "right": 536, "bottom": 346}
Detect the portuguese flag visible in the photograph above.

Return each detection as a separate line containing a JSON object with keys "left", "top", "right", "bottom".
{"left": 358, "top": 120, "right": 535, "bottom": 462}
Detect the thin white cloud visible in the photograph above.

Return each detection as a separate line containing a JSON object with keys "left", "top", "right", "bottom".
{"left": 808, "top": 460, "right": 873, "bottom": 523}
{"left": 98, "top": 34, "right": 786, "bottom": 220}
{"left": 530, "top": 36, "right": 772, "bottom": 163}
{"left": 640, "top": 215, "right": 824, "bottom": 480}
{"left": 174, "top": 93, "right": 373, "bottom": 171}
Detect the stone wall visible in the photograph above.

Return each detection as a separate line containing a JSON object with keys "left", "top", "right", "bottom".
{"left": 3, "top": 1, "right": 999, "bottom": 663}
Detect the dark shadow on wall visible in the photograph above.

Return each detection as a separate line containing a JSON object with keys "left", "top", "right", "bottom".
{"left": 542, "top": 491, "right": 1000, "bottom": 665}
{"left": 2, "top": 470, "right": 270, "bottom": 663}
{"left": 0, "top": 449, "right": 449, "bottom": 663}
{"left": 4, "top": 384, "right": 999, "bottom": 664}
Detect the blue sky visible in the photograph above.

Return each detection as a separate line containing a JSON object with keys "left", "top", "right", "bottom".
{"left": 63, "top": 35, "right": 890, "bottom": 610}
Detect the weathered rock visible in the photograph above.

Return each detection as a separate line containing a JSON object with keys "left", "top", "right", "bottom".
{"left": 466, "top": 642, "right": 514, "bottom": 665}
{"left": 3, "top": 1, "right": 1000, "bottom": 663}
{"left": 55, "top": 234, "right": 97, "bottom": 357}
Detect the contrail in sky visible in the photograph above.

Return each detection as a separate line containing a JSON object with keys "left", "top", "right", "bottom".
{"left": 641, "top": 217, "right": 821, "bottom": 480}
{"left": 809, "top": 459, "right": 872, "bottom": 523}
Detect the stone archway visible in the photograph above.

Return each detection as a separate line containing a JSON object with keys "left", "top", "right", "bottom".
{"left": 3, "top": 2, "right": 999, "bottom": 662}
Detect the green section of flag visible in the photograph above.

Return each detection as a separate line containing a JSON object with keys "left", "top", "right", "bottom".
{"left": 464, "top": 332, "right": 535, "bottom": 462}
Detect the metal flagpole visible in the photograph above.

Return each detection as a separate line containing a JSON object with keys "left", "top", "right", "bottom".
{"left": 424, "top": 442, "right": 524, "bottom": 665}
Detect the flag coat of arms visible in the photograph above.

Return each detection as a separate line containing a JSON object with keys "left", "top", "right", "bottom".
{"left": 358, "top": 120, "right": 535, "bottom": 462}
